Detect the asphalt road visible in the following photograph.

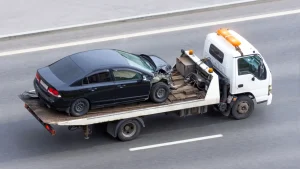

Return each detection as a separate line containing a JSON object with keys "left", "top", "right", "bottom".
{"left": 0, "top": 1, "right": 300, "bottom": 169}
{"left": 0, "top": 0, "right": 238, "bottom": 35}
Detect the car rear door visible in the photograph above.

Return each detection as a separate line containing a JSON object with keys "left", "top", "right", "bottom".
{"left": 82, "top": 69, "right": 116, "bottom": 106}
{"left": 112, "top": 68, "right": 151, "bottom": 103}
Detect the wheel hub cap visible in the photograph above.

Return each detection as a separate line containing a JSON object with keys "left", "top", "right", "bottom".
{"left": 122, "top": 123, "right": 137, "bottom": 137}
{"left": 237, "top": 101, "right": 249, "bottom": 114}
{"left": 157, "top": 88, "right": 166, "bottom": 98}
{"left": 75, "top": 102, "right": 85, "bottom": 112}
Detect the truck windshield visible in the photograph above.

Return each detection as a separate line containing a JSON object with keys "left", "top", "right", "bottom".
{"left": 115, "top": 50, "right": 155, "bottom": 73}
{"left": 237, "top": 54, "right": 263, "bottom": 77}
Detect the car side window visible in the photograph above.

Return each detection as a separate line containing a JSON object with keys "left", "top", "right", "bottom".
{"left": 112, "top": 70, "right": 142, "bottom": 81}
{"left": 83, "top": 71, "right": 111, "bottom": 84}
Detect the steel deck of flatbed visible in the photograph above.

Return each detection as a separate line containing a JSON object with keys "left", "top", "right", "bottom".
{"left": 19, "top": 90, "right": 205, "bottom": 124}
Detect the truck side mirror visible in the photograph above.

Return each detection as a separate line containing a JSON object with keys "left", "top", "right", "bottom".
{"left": 142, "top": 75, "right": 147, "bottom": 81}
{"left": 258, "top": 60, "right": 265, "bottom": 79}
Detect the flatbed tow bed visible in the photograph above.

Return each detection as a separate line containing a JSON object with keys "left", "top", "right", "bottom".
{"left": 18, "top": 52, "right": 221, "bottom": 140}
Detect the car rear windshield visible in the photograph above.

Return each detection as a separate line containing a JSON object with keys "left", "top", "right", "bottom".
{"left": 49, "top": 56, "right": 84, "bottom": 84}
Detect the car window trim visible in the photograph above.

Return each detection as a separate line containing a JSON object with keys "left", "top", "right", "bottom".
{"left": 111, "top": 68, "right": 144, "bottom": 82}
{"left": 82, "top": 69, "right": 113, "bottom": 85}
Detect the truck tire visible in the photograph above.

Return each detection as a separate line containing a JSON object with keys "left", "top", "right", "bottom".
{"left": 150, "top": 82, "right": 170, "bottom": 103}
{"left": 231, "top": 95, "right": 254, "bottom": 120}
{"left": 117, "top": 119, "right": 141, "bottom": 141}
{"left": 70, "top": 98, "right": 90, "bottom": 117}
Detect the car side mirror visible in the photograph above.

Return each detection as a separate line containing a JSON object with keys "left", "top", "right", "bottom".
{"left": 142, "top": 75, "right": 147, "bottom": 81}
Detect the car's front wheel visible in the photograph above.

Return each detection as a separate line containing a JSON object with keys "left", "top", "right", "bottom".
{"left": 70, "top": 98, "right": 90, "bottom": 117}
{"left": 150, "top": 82, "right": 170, "bottom": 103}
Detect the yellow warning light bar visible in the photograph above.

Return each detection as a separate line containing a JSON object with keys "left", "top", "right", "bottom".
{"left": 217, "top": 28, "right": 241, "bottom": 47}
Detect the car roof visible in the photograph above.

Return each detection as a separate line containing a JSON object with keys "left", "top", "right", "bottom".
{"left": 68, "top": 49, "right": 130, "bottom": 73}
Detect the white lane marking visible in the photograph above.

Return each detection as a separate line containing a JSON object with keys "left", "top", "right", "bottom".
{"left": 129, "top": 134, "right": 223, "bottom": 151}
{"left": 0, "top": 0, "right": 256, "bottom": 39}
{"left": 1, "top": 9, "right": 300, "bottom": 57}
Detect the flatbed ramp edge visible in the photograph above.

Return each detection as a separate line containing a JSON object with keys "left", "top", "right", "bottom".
{"left": 19, "top": 69, "right": 220, "bottom": 126}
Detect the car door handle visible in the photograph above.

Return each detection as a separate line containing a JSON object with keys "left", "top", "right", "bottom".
{"left": 238, "top": 84, "right": 243, "bottom": 88}
{"left": 117, "top": 84, "right": 126, "bottom": 88}
{"left": 88, "top": 88, "right": 97, "bottom": 91}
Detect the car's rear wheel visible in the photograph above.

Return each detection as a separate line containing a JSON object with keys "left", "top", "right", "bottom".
{"left": 70, "top": 98, "right": 90, "bottom": 117}
{"left": 150, "top": 82, "right": 170, "bottom": 103}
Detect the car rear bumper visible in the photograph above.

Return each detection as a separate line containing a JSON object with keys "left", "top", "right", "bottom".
{"left": 33, "top": 79, "right": 71, "bottom": 112}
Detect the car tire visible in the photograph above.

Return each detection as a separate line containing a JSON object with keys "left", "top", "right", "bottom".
{"left": 70, "top": 98, "right": 90, "bottom": 117}
{"left": 150, "top": 82, "right": 170, "bottom": 103}
{"left": 231, "top": 95, "right": 254, "bottom": 120}
{"left": 117, "top": 119, "right": 141, "bottom": 141}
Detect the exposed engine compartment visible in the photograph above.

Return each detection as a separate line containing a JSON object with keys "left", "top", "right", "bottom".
{"left": 185, "top": 72, "right": 207, "bottom": 90}
{"left": 172, "top": 49, "right": 231, "bottom": 114}
{"left": 173, "top": 50, "right": 212, "bottom": 92}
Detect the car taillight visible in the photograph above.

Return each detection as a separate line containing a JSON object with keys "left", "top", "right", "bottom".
{"left": 36, "top": 72, "right": 40, "bottom": 82}
{"left": 48, "top": 87, "right": 61, "bottom": 97}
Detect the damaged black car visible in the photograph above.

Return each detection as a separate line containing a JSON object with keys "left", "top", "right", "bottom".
{"left": 33, "top": 49, "right": 172, "bottom": 116}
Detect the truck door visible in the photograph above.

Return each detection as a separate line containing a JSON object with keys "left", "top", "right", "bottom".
{"left": 233, "top": 54, "right": 269, "bottom": 103}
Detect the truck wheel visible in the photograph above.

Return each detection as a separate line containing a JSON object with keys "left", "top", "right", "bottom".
{"left": 117, "top": 119, "right": 141, "bottom": 141}
{"left": 231, "top": 96, "right": 254, "bottom": 120}
{"left": 150, "top": 82, "right": 170, "bottom": 103}
{"left": 70, "top": 98, "right": 90, "bottom": 117}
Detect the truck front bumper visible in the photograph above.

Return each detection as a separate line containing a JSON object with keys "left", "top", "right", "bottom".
{"left": 267, "top": 93, "right": 273, "bottom": 105}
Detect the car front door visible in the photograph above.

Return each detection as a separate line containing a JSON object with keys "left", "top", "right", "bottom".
{"left": 112, "top": 68, "right": 151, "bottom": 103}
{"left": 82, "top": 70, "right": 116, "bottom": 106}
{"left": 233, "top": 54, "right": 269, "bottom": 103}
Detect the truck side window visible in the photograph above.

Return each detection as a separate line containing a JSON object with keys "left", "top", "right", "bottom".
{"left": 209, "top": 44, "right": 224, "bottom": 63}
{"left": 237, "top": 55, "right": 266, "bottom": 80}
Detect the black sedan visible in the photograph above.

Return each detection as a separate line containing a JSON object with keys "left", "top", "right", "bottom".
{"left": 33, "top": 49, "right": 172, "bottom": 116}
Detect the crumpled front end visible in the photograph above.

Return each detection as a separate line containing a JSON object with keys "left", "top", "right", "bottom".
{"left": 151, "top": 72, "right": 172, "bottom": 85}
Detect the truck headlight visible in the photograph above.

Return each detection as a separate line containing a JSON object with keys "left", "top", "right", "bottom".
{"left": 268, "top": 85, "right": 272, "bottom": 95}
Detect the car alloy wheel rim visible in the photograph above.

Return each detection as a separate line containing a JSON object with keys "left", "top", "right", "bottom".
{"left": 237, "top": 101, "right": 249, "bottom": 114}
{"left": 156, "top": 88, "right": 166, "bottom": 98}
{"left": 75, "top": 101, "right": 85, "bottom": 112}
{"left": 122, "top": 122, "right": 137, "bottom": 138}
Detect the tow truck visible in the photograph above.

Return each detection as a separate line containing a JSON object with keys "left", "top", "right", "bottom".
{"left": 19, "top": 28, "right": 273, "bottom": 141}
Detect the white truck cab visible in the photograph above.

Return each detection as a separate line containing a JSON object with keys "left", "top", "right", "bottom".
{"left": 202, "top": 28, "right": 272, "bottom": 117}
